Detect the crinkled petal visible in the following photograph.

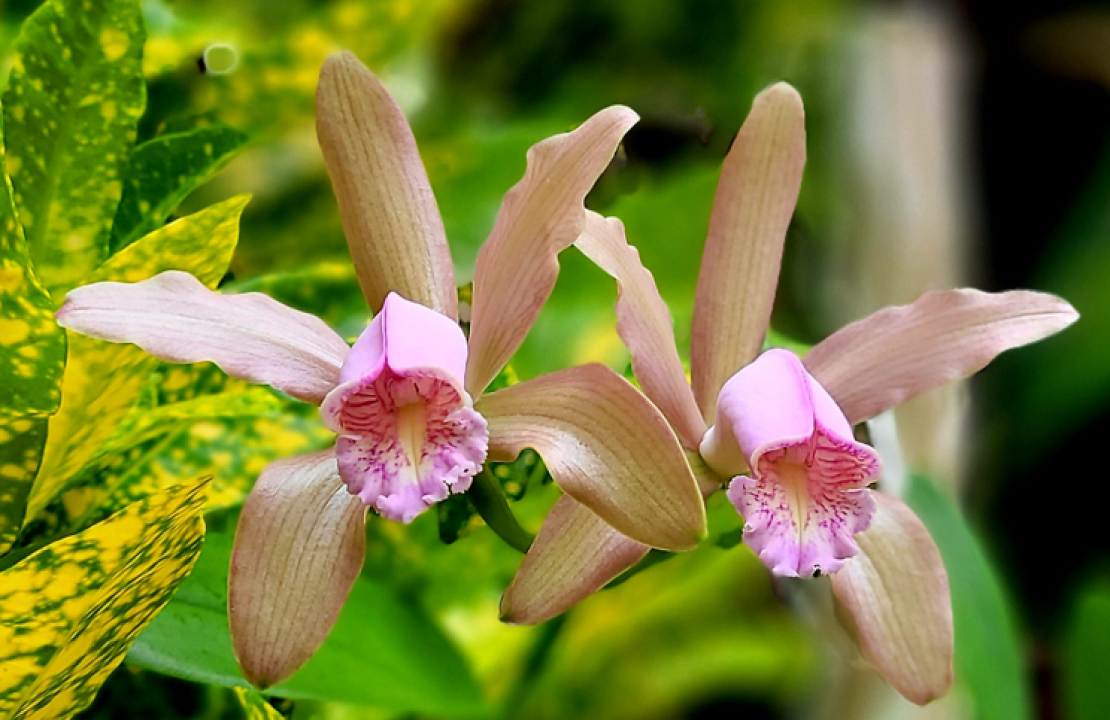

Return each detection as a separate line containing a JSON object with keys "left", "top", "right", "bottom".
{"left": 501, "top": 495, "right": 650, "bottom": 625}
{"left": 691, "top": 83, "right": 806, "bottom": 423}
{"left": 229, "top": 450, "right": 366, "bottom": 689}
{"left": 334, "top": 402, "right": 487, "bottom": 523}
{"left": 804, "top": 288, "right": 1079, "bottom": 425}
{"left": 321, "top": 296, "right": 487, "bottom": 522}
{"left": 465, "top": 106, "right": 639, "bottom": 397}
{"left": 477, "top": 363, "right": 706, "bottom": 551}
{"left": 710, "top": 350, "right": 880, "bottom": 577}
{"left": 727, "top": 444, "right": 877, "bottom": 578}
{"left": 831, "top": 492, "right": 954, "bottom": 705}
{"left": 316, "top": 52, "right": 457, "bottom": 318}
{"left": 575, "top": 211, "right": 706, "bottom": 449}
{"left": 56, "top": 270, "right": 350, "bottom": 404}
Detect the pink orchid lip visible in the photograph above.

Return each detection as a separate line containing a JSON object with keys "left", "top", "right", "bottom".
{"left": 320, "top": 292, "right": 489, "bottom": 523}
{"left": 704, "top": 348, "right": 880, "bottom": 577}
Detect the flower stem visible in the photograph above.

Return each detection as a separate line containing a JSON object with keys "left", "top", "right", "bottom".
{"left": 469, "top": 467, "right": 534, "bottom": 553}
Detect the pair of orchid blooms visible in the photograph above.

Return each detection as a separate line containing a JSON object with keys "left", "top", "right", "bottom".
{"left": 57, "top": 52, "right": 1077, "bottom": 705}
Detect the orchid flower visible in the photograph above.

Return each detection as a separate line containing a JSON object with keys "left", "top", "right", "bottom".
{"left": 55, "top": 52, "right": 706, "bottom": 689}
{"left": 502, "top": 82, "right": 1078, "bottom": 705}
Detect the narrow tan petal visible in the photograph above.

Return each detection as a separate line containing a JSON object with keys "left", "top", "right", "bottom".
{"left": 229, "top": 450, "right": 367, "bottom": 689}
{"left": 316, "top": 52, "right": 457, "bottom": 317}
{"left": 831, "top": 492, "right": 953, "bottom": 704}
{"left": 805, "top": 289, "right": 1079, "bottom": 425}
{"left": 500, "top": 495, "right": 650, "bottom": 625}
{"left": 476, "top": 363, "right": 706, "bottom": 551}
{"left": 56, "top": 271, "right": 350, "bottom": 405}
{"left": 575, "top": 211, "right": 706, "bottom": 449}
{"left": 465, "top": 106, "right": 639, "bottom": 397}
{"left": 690, "top": 82, "right": 806, "bottom": 422}
{"left": 502, "top": 448, "right": 724, "bottom": 625}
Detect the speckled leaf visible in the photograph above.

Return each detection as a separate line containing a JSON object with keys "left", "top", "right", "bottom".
{"left": 0, "top": 418, "right": 47, "bottom": 554}
{"left": 2, "top": 0, "right": 146, "bottom": 297}
{"left": 233, "top": 688, "right": 285, "bottom": 720}
{"left": 56, "top": 360, "right": 329, "bottom": 526}
{"left": 110, "top": 124, "right": 248, "bottom": 253}
{"left": 154, "top": 362, "right": 237, "bottom": 405}
{"left": 0, "top": 479, "right": 207, "bottom": 720}
{"left": 0, "top": 112, "right": 66, "bottom": 419}
{"left": 79, "top": 387, "right": 282, "bottom": 481}
{"left": 97, "top": 402, "right": 331, "bottom": 519}
{"left": 58, "top": 388, "right": 285, "bottom": 527}
{"left": 25, "top": 196, "right": 248, "bottom": 524}
{"left": 0, "top": 110, "right": 67, "bottom": 555}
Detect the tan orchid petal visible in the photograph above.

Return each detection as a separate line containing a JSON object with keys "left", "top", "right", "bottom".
{"left": 56, "top": 270, "right": 350, "bottom": 405}
{"left": 316, "top": 52, "right": 457, "bottom": 318}
{"left": 830, "top": 492, "right": 953, "bottom": 705}
{"left": 229, "top": 450, "right": 367, "bottom": 689}
{"left": 464, "top": 106, "right": 639, "bottom": 397}
{"left": 575, "top": 211, "right": 706, "bottom": 449}
{"left": 804, "top": 289, "right": 1079, "bottom": 425}
{"left": 690, "top": 82, "right": 806, "bottom": 422}
{"left": 500, "top": 495, "right": 649, "bottom": 625}
{"left": 476, "top": 363, "right": 706, "bottom": 551}
{"left": 502, "top": 448, "right": 724, "bottom": 625}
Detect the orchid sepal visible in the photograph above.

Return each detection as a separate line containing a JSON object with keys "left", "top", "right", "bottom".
{"left": 805, "top": 288, "right": 1079, "bottom": 425}
{"left": 691, "top": 82, "right": 807, "bottom": 423}
{"left": 465, "top": 106, "right": 639, "bottom": 398}
{"left": 830, "top": 491, "right": 954, "bottom": 704}
{"left": 478, "top": 363, "right": 706, "bottom": 552}
{"left": 316, "top": 52, "right": 457, "bottom": 318}
{"left": 229, "top": 451, "right": 367, "bottom": 689}
{"left": 55, "top": 270, "right": 351, "bottom": 405}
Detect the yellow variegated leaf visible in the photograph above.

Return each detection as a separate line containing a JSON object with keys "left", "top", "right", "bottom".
{"left": 111, "top": 411, "right": 333, "bottom": 514}
{"left": 54, "top": 387, "right": 285, "bottom": 528}
{"left": 25, "top": 195, "right": 248, "bottom": 524}
{"left": 0, "top": 479, "right": 207, "bottom": 720}
{"left": 0, "top": 113, "right": 65, "bottom": 421}
{"left": 0, "top": 110, "right": 66, "bottom": 555}
{"left": 2, "top": 0, "right": 146, "bottom": 298}
{"left": 233, "top": 687, "right": 287, "bottom": 720}
{"left": 66, "top": 361, "right": 332, "bottom": 522}
{"left": 0, "top": 418, "right": 47, "bottom": 553}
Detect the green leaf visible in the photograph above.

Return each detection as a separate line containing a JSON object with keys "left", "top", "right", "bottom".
{"left": 0, "top": 109, "right": 66, "bottom": 554}
{"left": 0, "top": 111, "right": 66, "bottom": 419}
{"left": 1061, "top": 576, "right": 1110, "bottom": 720}
{"left": 233, "top": 688, "right": 286, "bottom": 720}
{"left": 226, "top": 261, "right": 365, "bottom": 333}
{"left": 110, "top": 124, "right": 249, "bottom": 254}
{"left": 904, "top": 475, "right": 1032, "bottom": 720}
{"left": 0, "top": 417, "right": 47, "bottom": 554}
{"left": 47, "top": 361, "right": 330, "bottom": 535}
{"left": 2, "top": 0, "right": 146, "bottom": 297}
{"left": 25, "top": 195, "right": 248, "bottom": 525}
{"left": 62, "top": 386, "right": 285, "bottom": 526}
{"left": 0, "top": 479, "right": 207, "bottom": 720}
{"left": 129, "top": 531, "right": 487, "bottom": 718}
{"left": 85, "top": 387, "right": 282, "bottom": 472}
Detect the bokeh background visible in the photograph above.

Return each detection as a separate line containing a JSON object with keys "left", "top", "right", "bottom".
{"left": 4, "top": 0, "right": 1110, "bottom": 718}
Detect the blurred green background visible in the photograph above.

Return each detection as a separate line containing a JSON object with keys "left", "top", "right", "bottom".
{"left": 5, "top": 0, "right": 1110, "bottom": 718}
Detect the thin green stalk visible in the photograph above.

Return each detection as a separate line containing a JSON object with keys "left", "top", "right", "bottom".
{"left": 469, "top": 467, "right": 534, "bottom": 553}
